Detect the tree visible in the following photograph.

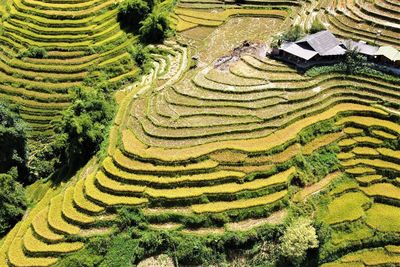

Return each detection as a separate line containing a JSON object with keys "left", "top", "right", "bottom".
{"left": 139, "top": 10, "right": 171, "bottom": 43}
{"left": 118, "top": 0, "right": 152, "bottom": 31}
{"left": 0, "top": 101, "right": 29, "bottom": 181}
{"left": 55, "top": 87, "right": 114, "bottom": 166}
{"left": 341, "top": 49, "right": 371, "bottom": 75}
{"left": 281, "top": 25, "right": 304, "bottom": 42}
{"left": 309, "top": 18, "right": 326, "bottom": 34}
{"left": 280, "top": 217, "right": 319, "bottom": 266}
{"left": 0, "top": 173, "right": 26, "bottom": 236}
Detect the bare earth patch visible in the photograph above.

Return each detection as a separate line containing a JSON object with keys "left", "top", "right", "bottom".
{"left": 149, "top": 223, "right": 182, "bottom": 230}
{"left": 293, "top": 171, "right": 342, "bottom": 202}
{"left": 181, "top": 227, "right": 225, "bottom": 235}
{"left": 138, "top": 254, "right": 174, "bottom": 267}
{"left": 79, "top": 227, "right": 114, "bottom": 237}
{"left": 226, "top": 209, "right": 288, "bottom": 231}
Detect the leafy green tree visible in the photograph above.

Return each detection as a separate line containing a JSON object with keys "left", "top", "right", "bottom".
{"left": 118, "top": 0, "right": 152, "bottom": 30}
{"left": 0, "top": 101, "right": 29, "bottom": 181}
{"left": 55, "top": 87, "right": 114, "bottom": 165}
{"left": 281, "top": 25, "right": 304, "bottom": 42}
{"left": 29, "top": 134, "right": 66, "bottom": 180}
{"left": 340, "top": 49, "right": 371, "bottom": 75}
{"left": 309, "top": 18, "right": 326, "bottom": 34}
{"left": 280, "top": 217, "right": 319, "bottom": 266}
{"left": 139, "top": 10, "right": 171, "bottom": 43}
{"left": 0, "top": 173, "right": 26, "bottom": 236}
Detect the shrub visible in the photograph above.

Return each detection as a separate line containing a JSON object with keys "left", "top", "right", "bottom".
{"left": 18, "top": 46, "right": 48, "bottom": 59}
{"left": 295, "top": 145, "right": 340, "bottom": 186}
{"left": 116, "top": 207, "right": 146, "bottom": 231}
{"left": 129, "top": 44, "right": 153, "bottom": 73}
{"left": 279, "top": 217, "right": 319, "bottom": 266}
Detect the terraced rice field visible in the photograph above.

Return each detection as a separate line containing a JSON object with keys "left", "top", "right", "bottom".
{"left": 0, "top": 0, "right": 399, "bottom": 266}
{"left": 0, "top": 0, "right": 138, "bottom": 140}
{"left": 317, "top": 0, "right": 400, "bottom": 48}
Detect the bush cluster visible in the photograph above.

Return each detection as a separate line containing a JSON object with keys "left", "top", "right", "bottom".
{"left": 17, "top": 46, "right": 48, "bottom": 59}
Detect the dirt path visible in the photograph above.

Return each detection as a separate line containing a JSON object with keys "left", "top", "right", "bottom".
{"left": 226, "top": 209, "right": 288, "bottom": 231}
{"left": 293, "top": 171, "right": 342, "bottom": 202}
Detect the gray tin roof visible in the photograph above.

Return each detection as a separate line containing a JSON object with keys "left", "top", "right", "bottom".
{"left": 279, "top": 30, "right": 347, "bottom": 59}
{"left": 341, "top": 40, "right": 379, "bottom": 56}
{"left": 281, "top": 42, "right": 318, "bottom": 60}
{"left": 296, "top": 30, "right": 340, "bottom": 54}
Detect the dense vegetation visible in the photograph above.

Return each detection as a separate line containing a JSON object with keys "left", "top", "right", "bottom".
{"left": 0, "top": 174, "right": 26, "bottom": 236}
{"left": 0, "top": 101, "right": 29, "bottom": 182}
{"left": 118, "top": 0, "right": 173, "bottom": 43}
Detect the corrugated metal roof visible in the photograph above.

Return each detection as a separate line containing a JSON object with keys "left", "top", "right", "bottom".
{"left": 278, "top": 31, "right": 400, "bottom": 62}
{"left": 320, "top": 45, "right": 347, "bottom": 56}
{"left": 296, "top": 30, "right": 340, "bottom": 54}
{"left": 281, "top": 43, "right": 318, "bottom": 60}
{"left": 375, "top": 46, "right": 400, "bottom": 61}
{"left": 341, "top": 40, "right": 379, "bottom": 56}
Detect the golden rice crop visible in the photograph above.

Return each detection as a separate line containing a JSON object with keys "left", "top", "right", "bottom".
{"left": 73, "top": 178, "right": 104, "bottom": 214}
{"left": 113, "top": 149, "right": 218, "bottom": 173}
{"left": 302, "top": 132, "right": 344, "bottom": 155}
{"left": 62, "top": 187, "right": 95, "bottom": 225}
{"left": 192, "top": 189, "right": 288, "bottom": 213}
{"left": 337, "top": 152, "right": 355, "bottom": 160}
{"left": 84, "top": 172, "right": 148, "bottom": 206}
{"left": 372, "top": 129, "right": 397, "bottom": 139}
{"left": 353, "top": 136, "right": 383, "bottom": 144}
{"left": 356, "top": 174, "right": 382, "bottom": 184}
{"left": 337, "top": 116, "right": 400, "bottom": 134}
{"left": 377, "top": 147, "right": 400, "bottom": 159}
{"left": 341, "top": 158, "right": 400, "bottom": 172}
{"left": 122, "top": 104, "right": 386, "bottom": 162}
{"left": 366, "top": 203, "right": 400, "bottom": 232}
{"left": 345, "top": 167, "right": 375, "bottom": 175}
{"left": 351, "top": 146, "right": 379, "bottom": 155}
{"left": 341, "top": 247, "right": 400, "bottom": 265}
{"left": 385, "top": 245, "right": 400, "bottom": 253}
{"left": 343, "top": 127, "right": 364, "bottom": 134}
{"left": 324, "top": 192, "right": 370, "bottom": 225}
{"left": 338, "top": 139, "right": 357, "bottom": 147}
{"left": 31, "top": 208, "right": 64, "bottom": 243}
{"left": 360, "top": 183, "right": 400, "bottom": 200}
{"left": 7, "top": 238, "right": 57, "bottom": 267}
{"left": 23, "top": 228, "right": 83, "bottom": 254}
{"left": 146, "top": 167, "right": 295, "bottom": 199}
{"left": 48, "top": 195, "right": 80, "bottom": 235}
{"left": 103, "top": 157, "right": 245, "bottom": 184}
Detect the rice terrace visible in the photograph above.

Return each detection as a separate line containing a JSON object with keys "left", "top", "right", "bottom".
{"left": 0, "top": 0, "right": 399, "bottom": 265}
